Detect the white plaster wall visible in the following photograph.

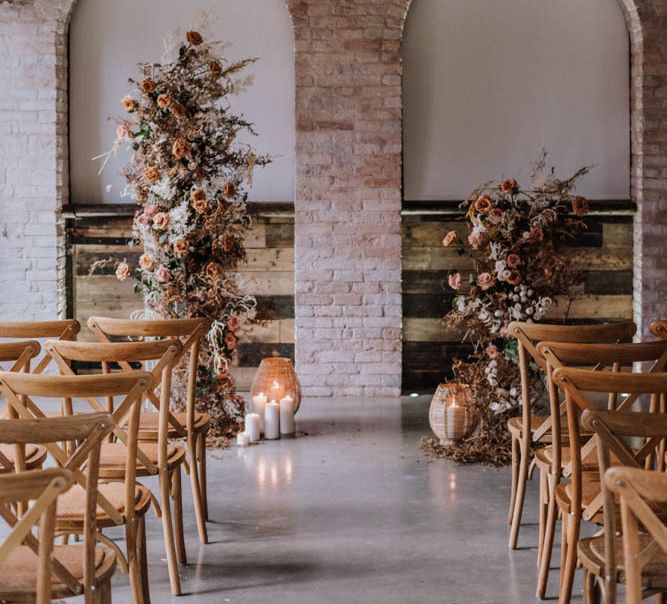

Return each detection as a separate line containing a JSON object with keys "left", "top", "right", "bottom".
{"left": 403, "top": 0, "right": 630, "bottom": 200}
{"left": 69, "top": 0, "right": 294, "bottom": 204}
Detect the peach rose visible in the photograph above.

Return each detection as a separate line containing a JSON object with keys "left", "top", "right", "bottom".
{"left": 474, "top": 195, "right": 493, "bottom": 214}
{"left": 476, "top": 272, "right": 495, "bottom": 291}
{"left": 140, "top": 78, "right": 156, "bottom": 94}
{"left": 442, "top": 230, "right": 457, "bottom": 247}
{"left": 116, "top": 124, "right": 129, "bottom": 140}
{"left": 143, "top": 166, "right": 160, "bottom": 183}
{"left": 488, "top": 208, "right": 503, "bottom": 224}
{"left": 224, "top": 332, "right": 237, "bottom": 350}
{"left": 448, "top": 272, "right": 461, "bottom": 290}
{"left": 222, "top": 233, "right": 235, "bottom": 253}
{"left": 157, "top": 94, "right": 172, "bottom": 109}
{"left": 227, "top": 315, "right": 240, "bottom": 332}
{"left": 153, "top": 212, "right": 169, "bottom": 230}
{"left": 115, "top": 261, "right": 131, "bottom": 281}
{"left": 500, "top": 178, "right": 518, "bottom": 194}
{"left": 173, "top": 239, "right": 189, "bottom": 256}
{"left": 154, "top": 265, "right": 170, "bottom": 283}
{"left": 187, "top": 31, "right": 204, "bottom": 45}
{"left": 120, "top": 96, "right": 138, "bottom": 112}
{"left": 144, "top": 204, "right": 157, "bottom": 217}
{"left": 139, "top": 254, "right": 155, "bottom": 271}
{"left": 572, "top": 196, "right": 589, "bottom": 216}
{"left": 172, "top": 138, "right": 189, "bottom": 159}
{"left": 486, "top": 344, "right": 499, "bottom": 358}
{"left": 223, "top": 181, "right": 236, "bottom": 198}
{"left": 468, "top": 232, "right": 483, "bottom": 249}
{"left": 506, "top": 253, "right": 521, "bottom": 269}
{"left": 205, "top": 261, "right": 223, "bottom": 280}
{"left": 507, "top": 270, "right": 522, "bottom": 286}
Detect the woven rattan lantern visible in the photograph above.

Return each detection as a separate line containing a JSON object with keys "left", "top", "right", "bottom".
{"left": 250, "top": 357, "right": 302, "bottom": 414}
{"left": 429, "top": 382, "right": 476, "bottom": 445}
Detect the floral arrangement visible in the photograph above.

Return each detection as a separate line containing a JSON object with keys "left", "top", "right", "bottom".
{"left": 100, "top": 30, "right": 269, "bottom": 441}
{"left": 424, "top": 154, "right": 590, "bottom": 464}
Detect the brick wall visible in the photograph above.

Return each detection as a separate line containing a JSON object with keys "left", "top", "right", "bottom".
{"left": 0, "top": 0, "right": 665, "bottom": 396}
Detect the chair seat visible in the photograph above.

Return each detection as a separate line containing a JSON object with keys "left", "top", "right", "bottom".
{"left": 137, "top": 410, "right": 210, "bottom": 440}
{"left": 535, "top": 446, "right": 604, "bottom": 472}
{"left": 507, "top": 415, "right": 548, "bottom": 436}
{"left": 579, "top": 534, "right": 667, "bottom": 589}
{"left": 0, "top": 444, "right": 47, "bottom": 472}
{"left": 555, "top": 478, "right": 602, "bottom": 516}
{"left": 56, "top": 482, "right": 152, "bottom": 527}
{"left": 99, "top": 441, "right": 185, "bottom": 478}
{"left": 0, "top": 544, "right": 116, "bottom": 600}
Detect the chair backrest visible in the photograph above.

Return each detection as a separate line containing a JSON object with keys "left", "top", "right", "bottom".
{"left": 0, "top": 468, "right": 73, "bottom": 604}
{"left": 605, "top": 466, "right": 667, "bottom": 604}
{"left": 0, "top": 372, "right": 151, "bottom": 527}
{"left": 581, "top": 409, "right": 667, "bottom": 602}
{"left": 651, "top": 320, "right": 667, "bottom": 340}
{"left": 88, "top": 316, "right": 210, "bottom": 438}
{"left": 0, "top": 341, "right": 42, "bottom": 422}
{"left": 0, "top": 413, "right": 115, "bottom": 601}
{"left": 46, "top": 339, "right": 182, "bottom": 470}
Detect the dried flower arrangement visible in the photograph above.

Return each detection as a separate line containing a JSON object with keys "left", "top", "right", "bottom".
{"left": 422, "top": 153, "right": 590, "bottom": 465}
{"left": 99, "top": 30, "right": 270, "bottom": 442}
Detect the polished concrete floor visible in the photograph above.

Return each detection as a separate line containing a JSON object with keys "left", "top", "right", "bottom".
{"left": 100, "top": 397, "right": 583, "bottom": 603}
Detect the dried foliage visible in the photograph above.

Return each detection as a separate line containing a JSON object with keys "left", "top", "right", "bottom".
{"left": 99, "top": 30, "right": 269, "bottom": 439}
{"left": 430, "top": 153, "right": 590, "bottom": 465}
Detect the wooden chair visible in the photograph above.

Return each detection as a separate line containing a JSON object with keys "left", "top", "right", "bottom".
{"left": 0, "top": 413, "right": 118, "bottom": 603}
{"left": 45, "top": 338, "right": 187, "bottom": 596}
{"left": 651, "top": 321, "right": 667, "bottom": 340}
{"left": 580, "top": 409, "right": 667, "bottom": 604}
{"left": 0, "top": 371, "right": 155, "bottom": 604}
{"left": 88, "top": 315, "right": 212, "bottom": 543}
{"left": 0, "top": 341, "right": 47, "bottom": 474}
{"left": 606, "top": 466, "right": 667, "bottom": 604}
{"left": 545, "top": 349, "right": 667, "bottom": 604}
{"left": 506, "top": 321, "right": 636, "bottom": 552}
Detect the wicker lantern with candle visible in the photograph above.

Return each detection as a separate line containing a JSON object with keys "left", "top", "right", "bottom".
{"left": 250, "top": 357, "right": 302, "bottom": 414}
{"left": 429, "top": 382, "right": 476, "bottom": 445}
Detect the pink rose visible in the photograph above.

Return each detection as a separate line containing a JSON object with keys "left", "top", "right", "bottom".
{"left": 477, "top": 272, "right": 495, "bottom": 291}
{"left": 468, "top": 232, "right": 483, "bottom": 249}
{"left": 448, "top": 272, "right": 461, "bottom": 290}
{"left": 154, "top": 265, "right": 170, "bottom": 283}
{"left": 506, "top": 253, "right": 521, "bottom": 269}
{"left": 486, "top": 344, "right": 498, "bottom": 358}
{"left": 227, "top": 315, "right": 240, "bottom": 332}
{"left": 224, "top": 332, "right": 237, "bottom": 350}
{"left": 136, "top": 213, "right": 149, "bottom": 226}
{"left": 523, "top": 226, "right": 544, "bottom": 243}
{"left": 500, "top": 326, "right": 510, "bottom": 338}
{"left": 116, "top": 124, "right": 129, "bottom": 139}
{"left": 144, "top": 204, "right": 157, "bottom": 217}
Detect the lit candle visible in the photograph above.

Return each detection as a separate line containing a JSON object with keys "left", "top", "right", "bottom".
{"left": 269, "top": 380, "right": 283, "bottom": 403}
{"left": 265, "top": 401, "right": 280, "bottom": 440}
{"left": 279, "top": 395, "right": 295, "bottom": 436}
{"left": 236, "top": 431, "right": 250, "bottom": 447}
{"left": 245, "top": 413, "right": 261, "bottom": 443}
{"left": 446, "top": 402, "right": 465, "bottom": 442}
{"left": 252, "top": 392, "right": 267, "bottom": 434}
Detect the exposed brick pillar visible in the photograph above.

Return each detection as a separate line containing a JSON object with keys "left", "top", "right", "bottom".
{"left": 287, "top": 0, "right": 409, "bottom": 396}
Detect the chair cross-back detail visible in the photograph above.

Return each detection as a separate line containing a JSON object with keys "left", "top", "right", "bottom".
{"left": 88, "top": 315, "right": 212, "bottom": 545}
{"left": 0, "top": 413, "right": 118, "bottom": 604}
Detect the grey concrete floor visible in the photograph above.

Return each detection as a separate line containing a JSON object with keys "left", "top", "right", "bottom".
{"left": 97, "top": 397, "right": 583, "bottom": 603}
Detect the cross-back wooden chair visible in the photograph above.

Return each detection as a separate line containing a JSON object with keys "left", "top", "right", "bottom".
{"left": 580, "top": 409, "right": 667, "bottom": 604}
{"left": 506, "top": 321, "right": 636, "bottom": 552}
{"left": 0, "top": 371, "right": 154, "bottom": 604}
{"left": 88, "top": 315, "right": 212, "bottom": 544}
{"left": 651, "top": 321, "right": 667, "bottom": 340}
{"left": 547, "top": 354, "right": 667, "bottom": 604}
{"left": 46, "top": 338, "right": 187, "bottom": 597}
{"left": 0, "top": 413, "right": 118, "bottom": 604}
{"left": 606, "top": 466, "right": 667, "bottom": 604}
{"left": 0, "top": 341, "right": 47, "bottom": 475}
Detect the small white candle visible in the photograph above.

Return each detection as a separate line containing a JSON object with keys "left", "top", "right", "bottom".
{"left": 279, "top": 395, "right": 295, "bottom": 436}
{"left": 265, "top": 401, "right": 280, "bottom": 440}
{"left": 269, "top": 380, "right": 283, "bottom": 403}
{"left": 245, "top": 413, "right": 261, "bottom": 442}
{"left": 252, "top": 392, "right": 267, "bottom": 433}
{"left": 236, "top": 431, "right": 250, "bottom": 447}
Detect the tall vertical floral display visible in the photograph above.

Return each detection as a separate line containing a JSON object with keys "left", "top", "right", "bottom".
{"left": 424, "top": 155, "right": 590, "bottom": 464}
{"left": 109, "top": 31, "right": 269, "bottom": 440}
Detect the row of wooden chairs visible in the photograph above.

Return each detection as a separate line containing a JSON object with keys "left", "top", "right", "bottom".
{"left": 507, "top": 319, "right": 667, "bottom": 603}
{"left": 0, "top": 316, "right": 214, "bottom": 603}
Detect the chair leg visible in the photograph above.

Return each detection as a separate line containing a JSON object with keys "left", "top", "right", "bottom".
{"left": 537, "top": 468, "right": 547, "bottom": 569}
{"left": 136, "top": 514, "right": 151, "bottom": 604}
{"left": 91, "top": 579, "right": 112, "bottom": 604}
{"left": 158, "top": 470, "right": 182, "bottom": 595}
{"left": 197, "top": 431, "right": 208, "bottom": 522}
{"left": 172, "top": 467, "right": 187, "bottom": 565}
{"left": 125, "top": 519, "right": 143, "bottom": 604}
{"left": 559, "top": 512, "right": 581, "bottom": 604}
{"left": 508, "top": 435, "right": 519, "bottom": 524}
{"left": 509, "top": 439, "right": 530, "bottom": 549}
{"left": 537, "top": 475, "right": 558, "bottom": 599}
{"left": 188, "top": 434, "right": 208, "bottom": 544}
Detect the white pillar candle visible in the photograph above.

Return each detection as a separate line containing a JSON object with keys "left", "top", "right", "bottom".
{"left": 252, "top": 392, "right": 267, "bottom": 433}
{"left": 236, "top": 431, "right": 250, "bottom": 447}
{"left": 269, "top": 380, "right": 283, "bottom": 403}
{"left": 265, "top": 401, "right": 280, "bottom": 440}
{"left": 279, "top": 395, "right": 295, "bottom": 436}
{"left": 245, "top": 413, "right": 261, "bottom": 443}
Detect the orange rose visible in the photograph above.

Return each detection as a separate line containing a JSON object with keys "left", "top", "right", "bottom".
{"left": 120, "top": 96, "right": 138, "bottom": 112}
{"left": 223, "top": 181, "right": 236, "bottom": 198}
{"left": 572, "top": 196, "right": 589, "bottom": 216}
{"left": 222, "top": 233, "right": 235, "bottom": 253}
{"left": 209, "top": 61, "right": 222, "bottom": 76}
{"left": 170, "top": 101, "right": 186, "bottom": 118}
{"left": 143, "top": 167, "right": 159, "bottom": 183}
{"left": 442, "top": 230, "right": 457, "bottom": 247}
{"left": 205, "top": 261, "right": 223, "bottom": 280}
{"left": 157, "top": 94, "right": 172, "bottom": 109}
{"left": 140, "top": 78, "right": 156, "bottom": 94}
{"left": 507, "top": 270, "right": 522, "bottom": 286}
{"left": 187, "top": 31, "right": 204, "bottom": 45}
{"left": 500, "top": 178, "right": 518, "bottom": 194}
{"left": 139, "top": 254, "right": 155, "bottom": 271}
{"left": 173, "top": 239, "right": 189, "bottom": 256}
{"left": 192, "top": 197, "right": 208, "bottom": 214}
{"left": 115, "top": 261, "right": 131, "bottom": 281}
{"left": 172, "top": 138, "right": 189, "bottom": 159}
{"left": 153, "top": 212, "right": 169, "bottom": 230}
{"left": 474, "top": 195, "right": 493, "bottom": 214}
